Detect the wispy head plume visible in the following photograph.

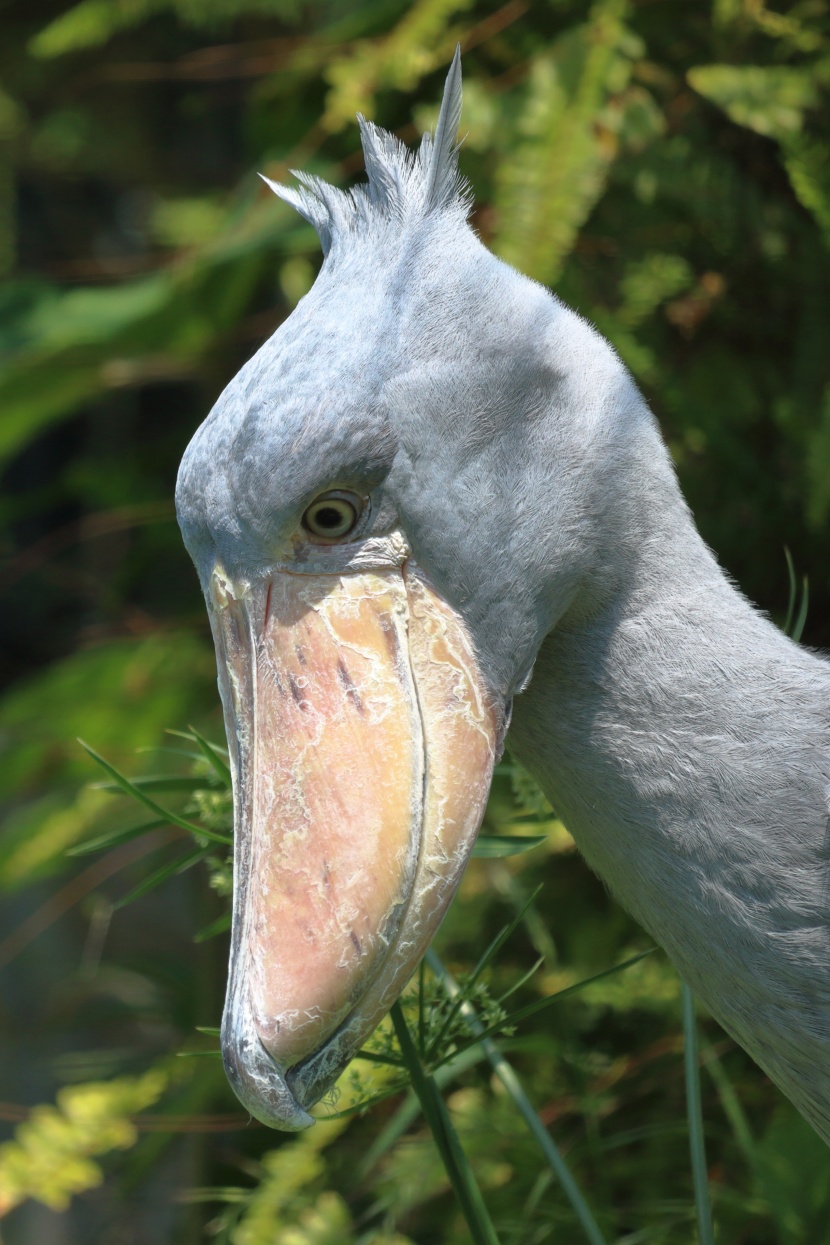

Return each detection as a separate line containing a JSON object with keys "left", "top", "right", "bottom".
{"left": 260, "top": 46, "right": 470, "bottom": 255}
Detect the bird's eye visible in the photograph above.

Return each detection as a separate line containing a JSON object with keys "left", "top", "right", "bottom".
{"left": 302, "top": 491, "right": 363, "bottom": 542}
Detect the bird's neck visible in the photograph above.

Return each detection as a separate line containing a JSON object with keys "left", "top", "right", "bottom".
{"left": 508, "top": 475, "right": 830, "bottom": 1139}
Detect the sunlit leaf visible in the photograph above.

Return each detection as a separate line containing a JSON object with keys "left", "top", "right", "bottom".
{"left": 688, "top": 63, "right": 820, "bottom": 140}
{"left": 0, "top": 1070, "right": 166, "bottom": 1216}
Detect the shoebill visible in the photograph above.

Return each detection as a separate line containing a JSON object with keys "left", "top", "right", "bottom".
{"left": 176, "top": 50, "right": 830, "bottom": 1142}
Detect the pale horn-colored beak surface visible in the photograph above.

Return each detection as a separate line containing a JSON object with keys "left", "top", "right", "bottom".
{"left": 208, "top": 560, "right": 500, "bottom": 1129}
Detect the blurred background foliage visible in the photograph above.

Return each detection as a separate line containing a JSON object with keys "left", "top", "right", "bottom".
{"left": 2, "top": 0, "right": 830, "bottom": 1240}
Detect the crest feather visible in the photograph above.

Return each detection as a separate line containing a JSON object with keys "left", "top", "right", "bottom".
{"left": 260, "top": 46, "right": 469, "bottom": 253}
{"left": 424, "top": 44, "right": 464, "bottom": 210}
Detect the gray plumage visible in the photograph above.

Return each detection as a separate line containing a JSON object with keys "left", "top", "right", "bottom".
{"left": 177, "top": 55, "right": 830, "bottom": 1144}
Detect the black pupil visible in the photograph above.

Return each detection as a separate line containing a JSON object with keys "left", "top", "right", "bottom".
{"left": 315, "top": 505, "right": 348, "bottom": 530}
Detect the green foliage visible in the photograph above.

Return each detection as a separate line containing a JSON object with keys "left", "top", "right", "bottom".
{"left": 229, "top": 1117, "right": 351, "bottom": 1244}
{"left": 688, "top": 63, "right": 823, "bottom": 139}
{"left": 782, "top": 134, "right": 830, "bottom": 245}
{"left": 0, "top": 635, "right": 212, "bottom": 798}
{"left": 322, "top": 0, "right": 475, "bottom": 131}
{"left": 0, "top": 1069, "right": 166, "bottom": 1216}
{"left": 494, "top": 0, "right": 650, "bottom": 286}
{"left": 29, "top": 0, "right": 305, "bottom": 60}
{"left": 0, "top": 637, "right": 215, "bottom": 888}
{"left": 5, "top": 0, "right": 830, "bottom": 1241}
{"left": 185, "top": 1071, "right": 415, "bottom": 1242}
{"left": 0, "top": 234, "right": 272, "bottom": 467}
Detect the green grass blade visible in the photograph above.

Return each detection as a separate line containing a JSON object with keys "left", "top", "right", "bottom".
{"left": 390, "top": 1002, "right": 501, "bottom": 1245}
{"left": 781, "top": 549, "right": 809, "bottom": 642}
{"left": 193, "top": 911, "right": 232, "bottom": 943}
{"left": 188, "top": 725, "right": 233, "bottom": 789}
{"left": 418, "top": 958, "right": 427, "bottom": 1055}
{"left": 467, "top": 884, "right": 543, "bottom": 984}
{"left": 791, "top": 576, "right": 809, "bottom": 644}
{"left": 113, "top": 846, "right": 212, "bottom": 910}
{"left": 427, "top": 885, "right": 542, "bottom": 1059}
{"left": 682, "top": 982, "right": 716, "bottom": 1245}
{"left": 783, "top": 547, "right": 796, "bottom": 636}
{"left": 699, "top": 1041, "right": 803, "bottom": 1242}
{"left": 427, "top": 950, "right": 608, "bottom": 1245}
{"left": 94, "top": 776, "right": 210, "bottom": 794}
{"left": 66, "top": 818, "right": 168, "bottom": 856}
{"left": 79, "top": 740, "right": 233, "bottom": 846}
{"left": 353, "top": 1049, "right": 405, "bottom": 1068}
{"left": 312, "top": 1081, "right": 414, "bottom": 1121}
{"left": 700, "top": 1039, "right": 758, "bottom": 1169}
{"left": 496, "top": 956, "right": 545, "bottom": 1006}
{"left": 432, "top": 949, "right": 654, "bottom": 1070}
{"left": 357, "top": 1045, "right": 488, "bottom": 1179}
{"left": 473, "top": 834, "right": 547, "bottom": 858}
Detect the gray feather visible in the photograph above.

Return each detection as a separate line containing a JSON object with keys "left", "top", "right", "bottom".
{"left": 423, "top": 44, "right": 463, "bottom": 210}
{"left": 358, "top": 116, "right": 410, "bottom": 216}
{"left": 259, "top": 173, "right": 333, "bottom": 253}
{"left": 260, "top": 48, "right": 469, "bottom": 250}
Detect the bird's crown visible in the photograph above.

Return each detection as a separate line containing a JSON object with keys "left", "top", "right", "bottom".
{"left": 261, "top": 47, "right": 470, "bottom": 254}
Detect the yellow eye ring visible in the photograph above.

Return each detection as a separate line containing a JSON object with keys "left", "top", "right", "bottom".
{"left": 302, "top": 491, "right": 363, "bottom": 542}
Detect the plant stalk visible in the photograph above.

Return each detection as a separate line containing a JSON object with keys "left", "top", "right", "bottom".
{"left": 389, "top": 1002, "right": 501, "bottom": 1245}
{"left": 426, "top": 949, "right": 608, "bottom": 1245}
{"left": 682, "top": 982, "right": 716, "bottom": 1245}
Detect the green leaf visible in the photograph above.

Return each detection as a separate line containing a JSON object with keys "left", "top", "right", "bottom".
{"left": 791, "top": 577, "right": 810, "bottom": 645}
{"left": 0, "top": 635, "right": 214, "bottom": 801}
{"left": 682, "top": 983, "right": 716, "bottom": 1245}
{"left": 113, "top": 845, "right": 211, "bottom": 910}
{"left": 354, "top": 1049, "right": 405, "bottom": 1068}
{"left": 390, "top": 1002, "right": 502, "bottom": 1245}
{"left": 688, "top": 64, "right": 819, "bottom": 140}
{"left": 781, "top": 548, "right": 809, "bottom": 642}
{"left": 0, "top": 788, "right": 112, "bottom": 888}
{"left": 78, "top": 741, "right": 232, "bottom": 846}
{"left": 0, "top": 215, "right": 275, "bottom": 467}
{"left": 496, "top": 957, "right": 545, "bottom": 1006}
{"left": 30, "top": 0, "right": 167, "bottom": 59}
{"left": 0, "top": 1069, "right": 167, "bottom": 1215}
{"left": 426, "top": 886, "right": 543, "bottom": 1060}
{"left": 66, "top": 818, "right": 168, "bottom": 856}
{"left": 187, "top": 726, "right": 232, "bottom": 790}
{"left": 320, "top": 0, "right": 476, "bottom": 132}
{"left": 494, "top": 3, "right": 643, "bottom": 285}
{"left": 782, "top": 135, "right": 830, "bottom": 244}
{"left": 427, "top": 950, "right": 608, "bottom": 1245}
{"left": 94, "top": 776, "right": 209, "bottom": 794}
{"left": 432, "top": 949, "right": 655, "bottom": 1070}
{"left": 193, "top": 911, "right": 232, "bottom": 943}
{"left": 472, "top": 834, "right": 547, "bottom": 858}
